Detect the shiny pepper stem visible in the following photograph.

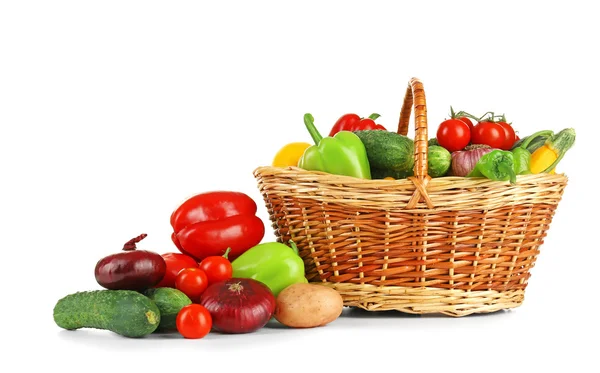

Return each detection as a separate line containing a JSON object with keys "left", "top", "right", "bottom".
{"left": 123, "top": 233, "right": 147, "bottom": 251}
{"left": 304, "top": 113, "right": 323, "bottom": 144}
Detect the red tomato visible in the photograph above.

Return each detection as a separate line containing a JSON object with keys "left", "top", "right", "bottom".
{"left": 458, "top": 116, "right": 475, "bottom": 135}
{"left": 176, "top": 304, "right": 212, "bottom": 339}
{"left": 199, "top": 254, "right": 233, "bottom": 285}
{"left": 436, "top": 119, "right": 471, "bottom": 152}
{"left": 175, "top": 268, "right": 209, "bottom": 301}
{"left": 155, "top": 253, "right": 198, "bottom": 288}
{"left": 471, "top": 121, "right": 506, "bottom": 149}
{"left": 497, "top": 121, "right": 516, "bottom": 150}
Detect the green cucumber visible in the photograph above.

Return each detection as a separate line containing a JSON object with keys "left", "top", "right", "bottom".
{"left": 371, "top": 168, "right": 413, "bottom": 180}
{"left": 354, "top": 130, "right": 415, "bottom": 173}
{"left": 144, "top": 287, "right": 191, "bottom": 331}
{"left": 53, "top": 290, "right": 161, "bottom": 338}
{"left": 428, "top": 145, "right": 452, "bottom": 177}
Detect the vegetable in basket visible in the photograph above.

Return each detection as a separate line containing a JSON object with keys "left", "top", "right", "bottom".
{"left": 272, "top": 142, "right": 312, "bottom": 167}
{"left": 511, "top": 147, "right": 532, "bottom": 175}
{"left": 353, "top": 130, "right": 414, "bottom": 175}
{"left": 328, "top": 113, "right": 386, "bottom": 136}
{"left": 298, "top": 113, "right": 372, "bottom": 179}
{"left": 467, "top": 149, "right": 517, "bottom": 184}
{"left": 516, "top": 128, "right": 576, "bottom": 174}
{"left": 428, "top": 145, "right": 452, "bottom": 177}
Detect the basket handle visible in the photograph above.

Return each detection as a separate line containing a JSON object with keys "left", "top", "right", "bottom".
{"left": 397, "top": 77, "right": 434, "bottom": 209}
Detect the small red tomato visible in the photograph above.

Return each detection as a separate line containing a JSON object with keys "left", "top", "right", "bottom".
{"left": 497, "top": 121, "right": 516, "bottom": 150}
{"left": 198, "top": 250, "right": 233, "bottom": 285}
{"left": 458, "top": 116, "right": 475, "bottom": 135}
{"left": 155, "top": 252, "right": 198, "bottom": 288}
{"left": 436, "top": 119, "right": 471, "bottom": 152}
{"left": 175, "top": 268, "right": 209, "bottom": 301}
{"left": 471, "top": 121, "right": 506, "bottom": 149}
{"left": 176, "top": 304, "right": 212, "bottom": 339}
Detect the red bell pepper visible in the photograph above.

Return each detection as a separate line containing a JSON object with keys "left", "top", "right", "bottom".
{"left": 328, "top": 113, "right": 387, "bottom": 137}
{"left": 170, "top": 191, "right": 265, "bottom": 262}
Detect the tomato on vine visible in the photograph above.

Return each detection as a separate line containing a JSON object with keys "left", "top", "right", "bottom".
{"left": 471, "top": 121, "right": 506, "bottom": 149}
{"left": 495, "top": 114, "right": 516, "bottom": 150}
{"left": 436, "top": 119, "right": 471, "bottom": 152}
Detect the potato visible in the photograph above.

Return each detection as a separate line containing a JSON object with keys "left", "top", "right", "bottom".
{"left": 274, "top": 283, "right": 344, "bottom": 328}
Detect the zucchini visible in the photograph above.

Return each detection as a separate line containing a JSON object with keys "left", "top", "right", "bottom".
{"left": 53, "top": 290, "right": 161, "bottom": 338}
{"left": 144, "top": 288, "right": 191, "bottom": 331}
{"left": 354, "top": 130, "right": 415, "bottom": 173}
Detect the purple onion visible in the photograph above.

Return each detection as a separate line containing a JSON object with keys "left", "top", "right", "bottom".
{"left": 450, "top": 145, "right": 495, "bottom": 177}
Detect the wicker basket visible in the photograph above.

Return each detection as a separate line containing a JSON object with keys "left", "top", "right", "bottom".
{"left": 253, "top": 77, "right": 568, "bottom": 316}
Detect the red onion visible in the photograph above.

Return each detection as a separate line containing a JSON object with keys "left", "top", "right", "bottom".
{"left": 451, "top": 145, "right": 495, "bottom": 176}
{"left": 94, "top": 233, "right": 167, "bottom": 291}
{"left": 200, "top": 278, "right": 276, "bottom": 334}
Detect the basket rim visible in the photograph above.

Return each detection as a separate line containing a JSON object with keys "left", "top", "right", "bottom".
{"left": 254, "top": 165, "right": 568, "bottom": 186}
{"left": 253, "top": 165, "right": 568, "bottom": 212}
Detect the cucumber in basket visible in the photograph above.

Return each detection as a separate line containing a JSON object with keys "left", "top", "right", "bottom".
{"left": 354, "top": 130, "right": 415, "bottom": 173}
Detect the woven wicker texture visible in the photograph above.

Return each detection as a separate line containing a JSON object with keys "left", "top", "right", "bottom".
{"left": 254, "top": 77, "right": 568, "bottom": 316}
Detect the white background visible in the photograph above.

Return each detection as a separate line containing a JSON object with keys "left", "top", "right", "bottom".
{"left": 1, "top": 1, "right": 598, "bottom": 372}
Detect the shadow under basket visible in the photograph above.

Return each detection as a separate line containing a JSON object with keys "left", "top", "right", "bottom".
{"left": 253, "top": 77, "right": 568, "bottom": 317}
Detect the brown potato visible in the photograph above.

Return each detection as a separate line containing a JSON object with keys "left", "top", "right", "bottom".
{"left": 274, "top": 283, "right": 344, "bottom": 328}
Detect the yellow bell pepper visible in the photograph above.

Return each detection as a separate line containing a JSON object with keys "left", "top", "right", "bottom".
{"left": 272, "top": 142, "right": 311, "bottom": 167}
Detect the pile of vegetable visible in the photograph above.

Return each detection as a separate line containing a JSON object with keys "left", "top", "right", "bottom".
{"left": 53, "top": 191, "right": 344, "bottom": 339}
{"left": 274, "top": 108, "right": 576, "bottom": 183}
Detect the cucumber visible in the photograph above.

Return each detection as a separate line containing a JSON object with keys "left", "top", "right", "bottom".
{"left": 428, "top": 145, "right": 452, "bottom": 177}
{"left": 53, "top": 290, "right": 161, "bottom": 338}
{"left": 371, "top": 168, "right": 413, "bottom": 180}
{"left": 144, "top": 287, "right": 191, "bottom": 331}
{"left": 354, "top": 130, "right": 415, "bottom": 173}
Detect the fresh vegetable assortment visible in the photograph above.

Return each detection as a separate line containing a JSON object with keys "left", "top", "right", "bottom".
{"left": 278, "top": 107, "right": 575, "bottom": 183}
{"left": 54, "top": 192, "right": 340, "bottom": 340}
{"left": 54, "top": 93, "right": 577, "bottom": 341}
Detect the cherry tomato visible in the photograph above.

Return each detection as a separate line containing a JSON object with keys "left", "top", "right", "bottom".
{"left": 155, "top": 252, "right": 198, "bottom": 288}
{"left": 458, "top": 116, "right": 475, "bottom": 135}
{"left": 436, "top": 119, "right": 471, "bottom": 152}
{"left": 497, "top": 121, "right": 516, "bottom": 150}
{"left": 175, "top": 268, "right": 209, "bottom": 301}
{"left": 176, "top": 304, "right": 212, "bottom": 339}
{"left": 199, "top": 253, "right": 233, "bottom": 285}
{"left": 471, "top": 121, "right": 506, "bottom": 149}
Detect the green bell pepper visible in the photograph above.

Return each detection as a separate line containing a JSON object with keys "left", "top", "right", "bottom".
{"left": 467, "top": 149, "right": 517, "bottom": 184}
{"left": 231, "top": 241, "right": 307, "bottom": 297}
{"left": 298, "top": 113, "right": 372, "bottom": 179}
{"left": 511, "top": 147, "right": 531, "bottom": 175}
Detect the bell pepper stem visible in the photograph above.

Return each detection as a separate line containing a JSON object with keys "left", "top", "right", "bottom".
{"left": 304, "top": 113, "right": 323, "bottom": 144}
{"left": 288, "top": 240, "right": 299, "bottom": 255}
{"left": 222, "top": 247, "right": 231, "bottom": 259}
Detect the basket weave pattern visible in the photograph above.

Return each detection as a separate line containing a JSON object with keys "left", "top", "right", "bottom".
{"left": 254, "top": 78, "right": 567, "bottom": 316}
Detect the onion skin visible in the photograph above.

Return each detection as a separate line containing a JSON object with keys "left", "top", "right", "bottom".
{"left": 451, "top": 146, "right": 495, "bottom": 177}
{"left": 94, "top": 234, "right": 167, "bottom": 291}
{"left": 200, "top": 278, "right": 276, "bottom": 334}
